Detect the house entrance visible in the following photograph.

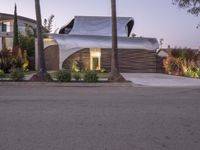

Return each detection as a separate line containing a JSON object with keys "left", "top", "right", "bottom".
{"left": 90, "top": 48, "right": 101, "bottom": 70}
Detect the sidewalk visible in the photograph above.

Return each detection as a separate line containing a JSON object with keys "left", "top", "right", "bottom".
{"left": 1, "top": 73, "right": 200, "bottom": 87}
{"left": 122, "top": 73, "right": 200, "bottom": 87}
{"left": 0, "top": 81, "right": 132, "bottom": 87}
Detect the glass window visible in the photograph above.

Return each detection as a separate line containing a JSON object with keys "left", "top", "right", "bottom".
{"left": 2, "top": 23, "right": 7, "bottom": 32}
{"left": 90, "top": 48, "right": 101, "bottom": 70}
{"left": 1, "top": 22, "right": 11, "bottom": 32}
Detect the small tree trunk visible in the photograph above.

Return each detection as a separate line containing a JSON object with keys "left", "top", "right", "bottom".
{"left": 2, "top": 37, "right": 6, "bottom": 50}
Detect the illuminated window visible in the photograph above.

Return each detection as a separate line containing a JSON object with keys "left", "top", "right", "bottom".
{"left": 90, "top": 48, "right": 101, "bottom": 70}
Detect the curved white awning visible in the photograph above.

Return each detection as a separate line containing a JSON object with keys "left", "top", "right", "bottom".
{"left": 59, "top": 16, "right": 134, "bottom": 37}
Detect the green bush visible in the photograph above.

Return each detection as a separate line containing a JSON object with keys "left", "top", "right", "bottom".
{"left": 56, "top": 70, "right": 71, "bottom": 82}
{"left": 73, "top": 72, "right": 81, "bottom": 81}
{"left": 0, "top": 49, "right": 13, "bottom": 73}
{"left": 19, "top": 32, "right": 35, "bottom": 57}
{"left": 71, "top": 60, "right": 85, "bottom": 72}
{"left": 163, "top": 48, "right": 199, "bottom": 77}
{"left": 100, "top": 68, "right": 106, "bottom": 73}
{"left": 185, "top": 67, "right": 200, "bottom": 78}
{"left": 196, "top": 68, "right": 200, "bottom": 78}
{"left": 0, "top": 69, "right": 5, "bottom": 78}
{"left": 83, "top": 71, "right": 98, "bottom": 82}
{"left": 10, "top": 68, "right": 24, "bottom": 81}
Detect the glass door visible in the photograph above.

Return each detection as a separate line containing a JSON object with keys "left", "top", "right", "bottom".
{"left": 90, "top": 48, "right": 101, "bottom": 70}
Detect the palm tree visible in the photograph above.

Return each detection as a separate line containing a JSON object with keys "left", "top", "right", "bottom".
{"left": 32, "top": 0, "right": 51, "bottom": 81}
{"left": 110, "top": 0, "right": 125, "bottom": 82}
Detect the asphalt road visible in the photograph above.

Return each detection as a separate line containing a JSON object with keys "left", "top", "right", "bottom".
{"left": 0, "top": 85, "right": 200, "bottom": 150}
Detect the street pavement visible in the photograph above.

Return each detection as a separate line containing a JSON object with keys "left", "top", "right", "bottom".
{"left": 0, "top": 85, "right": 200, "bottom": 150}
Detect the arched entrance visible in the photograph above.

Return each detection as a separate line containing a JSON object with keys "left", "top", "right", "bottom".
{"left": 62, "top": 48, "right": 90, "bottom": 71}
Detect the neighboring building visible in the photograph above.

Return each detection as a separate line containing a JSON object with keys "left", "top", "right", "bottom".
{"left": 0, "top": 13, "right": 36, "bottom": 50}
{"left": 40, "top": 16, "right": 159, "bottom": 72}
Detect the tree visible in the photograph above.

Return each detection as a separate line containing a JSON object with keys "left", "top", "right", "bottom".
{"left": 109, "top": 0, "right": 125, "bottom": 82}
{"left": 31, "top": 0, "right": 52, "bottom": 81}
{"left": 19, "top": 33, "right": 35, "bottom": 58}
{"left": 13, "top": 4, "right": 19, "bottom": 50}
{"left": 43, "top": 14, "right": 55, "bottom": 33}
{"left": 173, "top": 0, "right": 200, "bottom": 16}
{"left": 173, "top": 0, "right": 200, "bottom": 28}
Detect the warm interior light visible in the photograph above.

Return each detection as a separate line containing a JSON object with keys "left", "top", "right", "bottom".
{"left": 90, "top": 48, "right": 101, "bottom": 70}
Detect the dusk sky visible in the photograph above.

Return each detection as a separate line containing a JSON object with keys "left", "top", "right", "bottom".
{"left": 0, "top": 0, "right": 199, "bottom": 48}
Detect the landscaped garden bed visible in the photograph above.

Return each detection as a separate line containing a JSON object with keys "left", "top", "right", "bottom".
{"left": 163, "top": 48, "right": 200, "bottom": 79}
{"left": 0, "top": 69, "right": 110, "bottom": 83}
{"left": 0, "top": 48, "right": 110, "bottom": 82}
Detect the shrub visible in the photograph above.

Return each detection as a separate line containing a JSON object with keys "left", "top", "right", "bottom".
{"left": 11, "top": 57, "right": 23, "bottom": 69}
{"left": 83, "top": 71, "right": 98, "bottom": 82}
{"left": 163, "top": 57, "right": 179, "bottom": 75}
{"left": 73, "top": 72, "right": 81, "bottom": 81}
{"left": 185, "top": 67, "right": 200, "bottom": 78}
{"left": 70, "top": 60, "right": 85, "bottom": 73}
{"left": 19, "top": 33, "right": 35, "bottom": 58}
{"left": 56, "top": 70, "right": 71, "bottom": 82}
{"left": 0, "top": 69, "right": 5, "bottom": 78}
{"left": 197, "top": 68, "right": 200, "bottom": 77}
{"left": 163, "top": 48, "right": 199, "bottom": 77}
{"left": 0, "top": 49, "right": 25, "bottom": 73}
{"left": 0, "top": 49, "right": 13, "bottom": 73}
{"left": 100, "top": 68, "right": 106, "bottom": 73}
{"left": 10, "top": 68, "right": 24, "bottom": 81}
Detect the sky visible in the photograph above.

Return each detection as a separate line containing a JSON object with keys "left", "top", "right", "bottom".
{"left": 0, "top": 0, "right": 200, "bottom": 48}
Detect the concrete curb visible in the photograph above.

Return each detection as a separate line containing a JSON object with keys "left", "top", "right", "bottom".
{"left": 0, "top": 81, "right": 133, "bottom": 87}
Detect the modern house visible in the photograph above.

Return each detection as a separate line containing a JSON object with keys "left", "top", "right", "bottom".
{"left": 40, "top": 16, "right": 159, "bottom": 73}
{"left": 0, "top": 12, "right": 36, "bottom": 50}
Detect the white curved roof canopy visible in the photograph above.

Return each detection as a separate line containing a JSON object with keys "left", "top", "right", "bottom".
{"left": 59, "top": 16, "right": 134, "bottom": 37}
{"left": 49, "top": 34, "right": 159, "bottom": 51}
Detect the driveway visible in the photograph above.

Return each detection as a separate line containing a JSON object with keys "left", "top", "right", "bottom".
{"left": 122, "top": 73, "right": 200, "bottom": 87}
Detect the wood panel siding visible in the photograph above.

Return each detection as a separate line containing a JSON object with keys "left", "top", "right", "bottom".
{"left": 101, "top": 49, "right": 156, "bottom": 73}
{"left": 44, "top": 45, "right": 59, "bottom": 70}
{"left": 62, "top": 48, "right": 157, "bottom": 73}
